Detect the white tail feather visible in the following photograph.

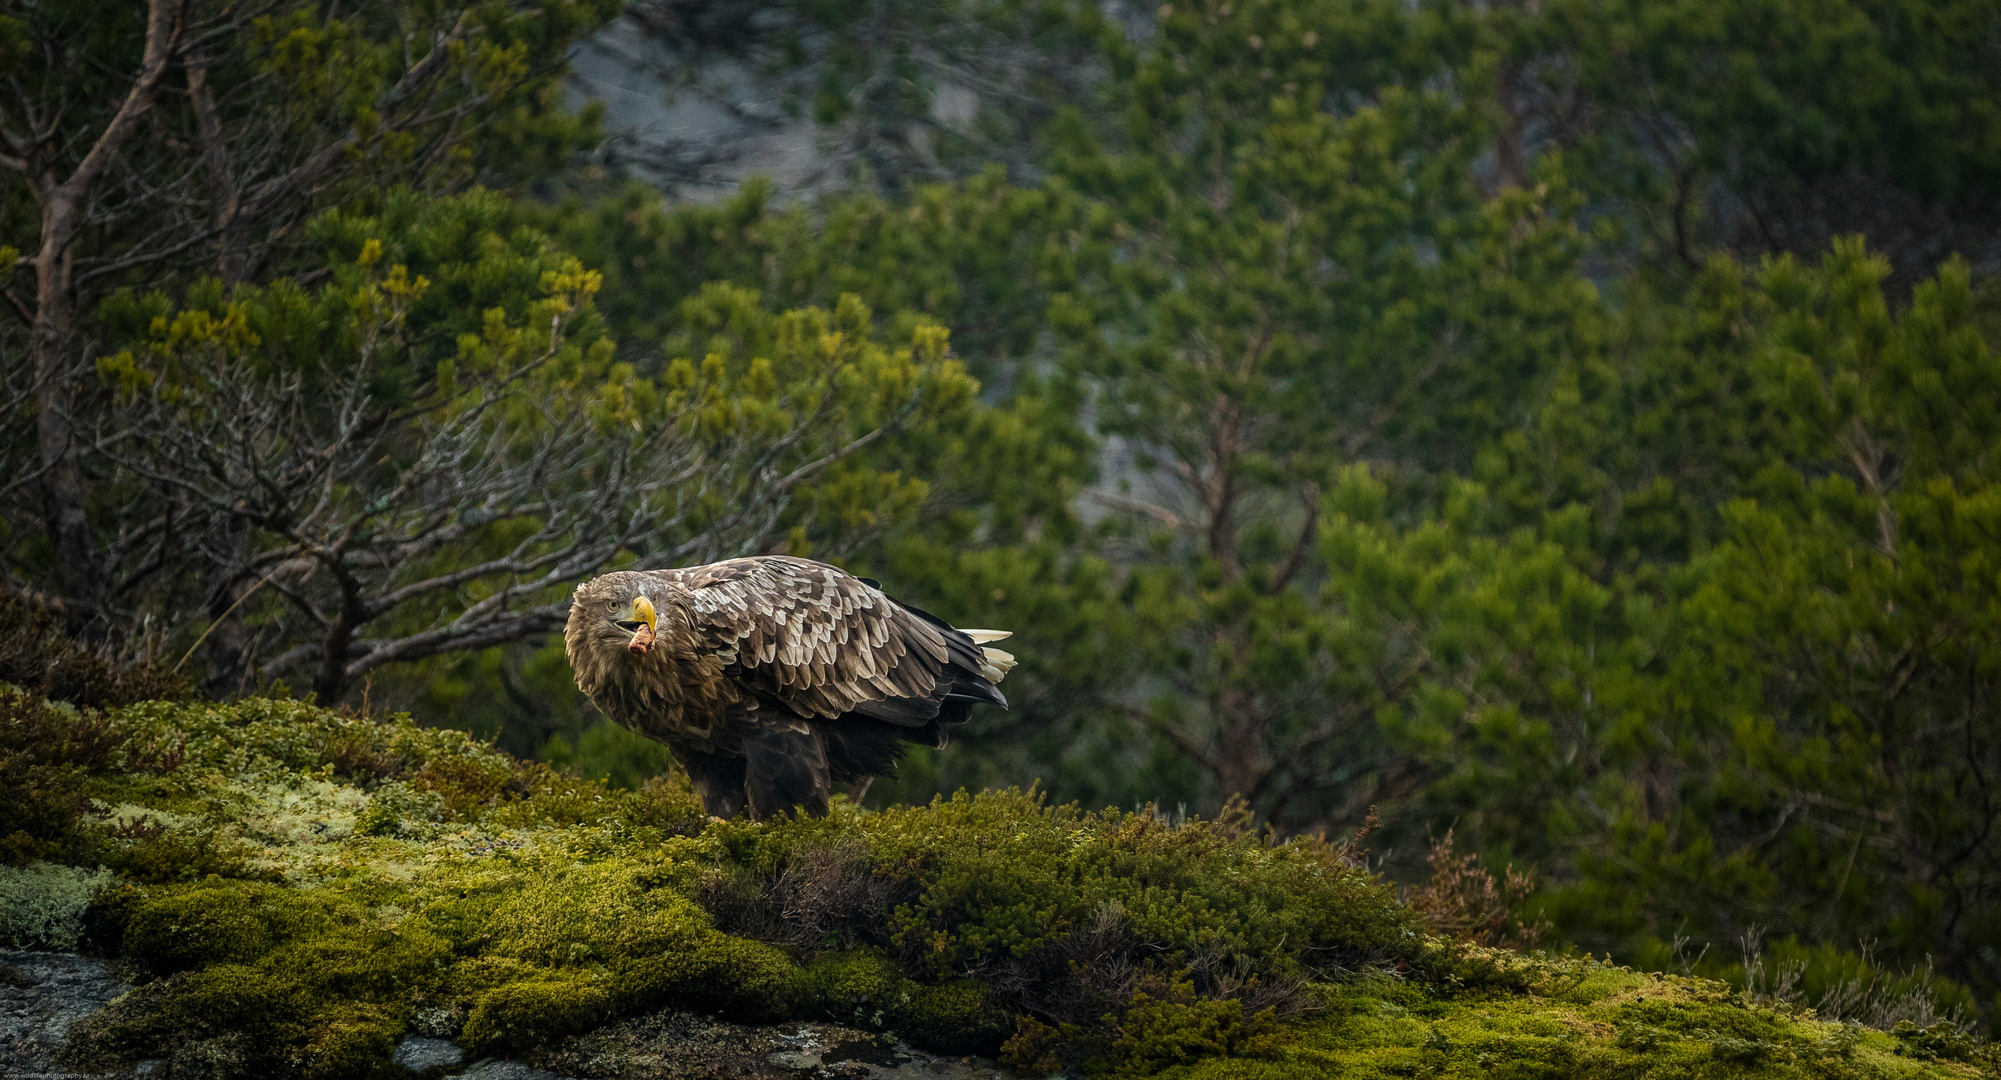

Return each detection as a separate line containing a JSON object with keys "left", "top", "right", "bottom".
{"left": 962, "top": 629, "right": 1012, "bottom": 644}
{"left": 978, "top": 646, "right": 1017, "bottom": 683}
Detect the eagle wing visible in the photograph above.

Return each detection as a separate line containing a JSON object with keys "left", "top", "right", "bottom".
{"left": 662, "top": 556, "right": 1005, "bottom": 726}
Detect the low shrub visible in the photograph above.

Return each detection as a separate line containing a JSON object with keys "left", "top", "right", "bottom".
{"left": 672, "top": 793, "right": 1424, "bottom": 1065}
{"left": 0, "top": 689, "right": 123, "bottom": 865}
{"left": 0, "top": 594, "right": 189, "bottom": 709}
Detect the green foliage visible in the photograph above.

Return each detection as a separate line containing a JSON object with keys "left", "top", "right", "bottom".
{"left": 0, "top": 0, "right": 623, "bottom": 634}
{"left": 1316, "top": 243, "right": 2001, "bottom": 1023}
{"left": 91, "top": 189, "right": 991, "bottom": 708}
{"left": 539, "top": 719, "right": 677, "bottom": 790}
{"left": 0, "top": 675, "right": 1979, "bottom": 1079}
{"left": 0, "top": 0, "right": 616, "bottom": 253}
{"left": 18, "top": 684, "right": 1392, "bottom": 1075}
{"left": 0, "top": 686, "right": 193, "bottom": 867}
{"left": 1190, "top": 963, "right": 1980, "bottom": 1080}
{"left": 1550, "top": 248, "right": 2001, "bottom": 1011}
{"left": 503, "top": 4, "right": 2001, "bottom": 1032}
{"left": 14, "top": 0, "right": 2001, "bottom": 1056}
{"left": 461, "top": 972, "right": 615, "bottom": 1055}
{"left": 1891, "top": 1020, "right": 1986, "bottom": 1065}
{"left": 1522, "top": 0, "right": 2001, "bottom": 273}
{"left": 538, "top": 170, "right": 1076, "bottom": 379}
{"left": 862, "top": 791, "right": 1420, "bottom": 980}
{"left": 1103, "top": 992, "right": 1281, "bottom": 1078}
{"left": 900, "top": 0, "right": 1613, "bottom": 830}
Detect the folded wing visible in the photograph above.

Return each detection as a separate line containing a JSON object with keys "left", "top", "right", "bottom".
{"left": 660, "top": 557, "right": 1006, "bottom": 728}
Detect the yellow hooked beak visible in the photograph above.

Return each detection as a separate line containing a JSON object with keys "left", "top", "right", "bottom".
{"left": 626, "top": 595, "right": 657, "bottom": 654}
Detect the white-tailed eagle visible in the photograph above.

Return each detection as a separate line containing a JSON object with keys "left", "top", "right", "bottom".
{"left": 564, "top": 556, "right": 1014, "bottom": 819}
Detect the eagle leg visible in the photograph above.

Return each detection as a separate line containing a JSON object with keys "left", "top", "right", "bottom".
{"left": 740, "top": 722, "right": 831, "bottom": 821}
{"left": 674, "top": 745, "right": 749, "bottom": 821}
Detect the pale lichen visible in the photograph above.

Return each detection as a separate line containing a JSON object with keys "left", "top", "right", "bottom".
{"left": 0, "top": 862, "right": 114, "bottom": 948}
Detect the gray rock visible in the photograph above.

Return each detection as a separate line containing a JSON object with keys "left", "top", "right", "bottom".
{"left": 396, "top": 1034, "right": 467, "bottom": 1072}
{"left": 0, "top": 947, "right": 131, "bottom": 1077}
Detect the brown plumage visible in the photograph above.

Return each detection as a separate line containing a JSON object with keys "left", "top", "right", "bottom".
{"left": 564, "top": 556, "right": 1016, "bottom": 820}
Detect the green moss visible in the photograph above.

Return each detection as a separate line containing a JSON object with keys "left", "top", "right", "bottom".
{"left": 64, "top": 964, "right": 310, "bottom": 1077}
{"left": 485, "top": 861, "right": 707, "bottom": 964}
{"left": 0, "top": 688, "right": 124, "bottom": 865}
{"left": 461, "top": 971, "right": 614, "bottom": 1055}
{"left": 171, "top": 963, "right": 303, "bottom": 1031}
{"left": 1183, "top": 964, "right": 1993, "bottom": 1080}
{"left": 123, "top": 882, "right": 296, "bottom": 970}
{"left": 898, "top": 979, "right": 1016, "bottom": 1054}
{"left": 445, "top": 955, "right": 540, "bottom": 1000}
{"left": 19, "top": 690, "right": 1997, "bottom": 1079}
{"left": 1892, "top": 1020, "right": 1986, "bottom": 1064}
{"left": 298, "top": 1005, "right": 402, "bottom": 1080}
{"left": 802, "top": 949, "right": 905, "bottom": 1021}
{"left": 353, "top": 781, "right": 451, "bottom": 838}
{"left": 615, "top": 930, "right": 803, "bottom": 1021}
{"left": 107, "top": 822, "right": 266, "bottom": 884}
{"left": 801, "top": 951, "right": 1011, "bottom": 1053}
{"left": 841, "top": 791, "right": 1427, "bottom": 983}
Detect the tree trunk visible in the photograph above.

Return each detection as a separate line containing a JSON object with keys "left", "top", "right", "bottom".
{"left": 1493, "top": 57, "right": 1527, "bottom": 194}
{"left": 314, "top": 562, "right": 368, "bottom": 704}
{"left": 16, "top": 0, "right": 183, "bottom": 628}
{"left": 1211, "top": 675, "right": 1269, "bottom": 801}
{"left": 315, "top": 632, "right": 353, "bottom": 705}
{"left": 187, "top": 64, "right": 249, "bottom": 287}
{"left": 1205, "top": 394, "right": 1242, "bottom": 582}
{"left": 1200, "top": 396, "right": 1267, "bottom": 799}
{"left": 31, "top": 223, "right": 96, "bottom": 626}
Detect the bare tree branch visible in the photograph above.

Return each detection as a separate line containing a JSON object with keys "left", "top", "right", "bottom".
{"left": 102, "top": 276, "right": 954, "bottom": 699}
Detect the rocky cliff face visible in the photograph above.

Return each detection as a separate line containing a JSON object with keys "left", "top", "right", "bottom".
{"left": 1, "top": 686, "right": 1992, "bottom": 1079}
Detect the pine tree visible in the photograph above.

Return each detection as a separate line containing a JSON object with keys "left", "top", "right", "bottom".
{"left": 95, "top": 192, "right": 982, "bottom": 702}
{"left": 0, "top": 0, "right": 618, "bottom": 630}
{"left": 1006, "top": 0, "right": 1606, "bottom": 827}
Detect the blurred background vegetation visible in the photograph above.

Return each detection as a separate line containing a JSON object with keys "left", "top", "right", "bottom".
{"left": 5, "top": 0, "right": 2001, "bottom": 1029}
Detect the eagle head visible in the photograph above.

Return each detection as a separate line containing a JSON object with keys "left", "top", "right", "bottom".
{"left": 567, "top": 572, "right": 666, "bottom": 669}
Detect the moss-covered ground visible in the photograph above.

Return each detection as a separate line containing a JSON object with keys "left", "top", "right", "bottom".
{"left": 1, "top": 686, "right": 1993, "bottom": 1079}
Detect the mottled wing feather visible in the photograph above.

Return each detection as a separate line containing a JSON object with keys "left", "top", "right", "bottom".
{"left": 658, "top": 557, "right": 953, "bottom": 723}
